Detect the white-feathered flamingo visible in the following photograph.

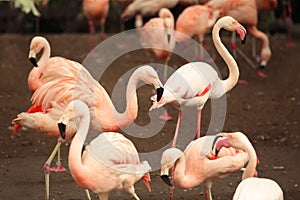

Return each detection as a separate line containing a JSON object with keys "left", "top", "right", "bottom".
{"left": 150, "top": 16, "right": 246, "bottom": 146}
{"left": 12, "top": 36, "right": 163, "bottom": 200}
{"left": 58, "top": 100, "right": 151, "bottom": 200}
{"left": 233, "top": 177, "right": 284, "bottom": 200}
{"left": 214, "top": 132, "right": 283, "bottom": 199}
{"left": 160, "top": 133, "right": 249, "bottom": 200}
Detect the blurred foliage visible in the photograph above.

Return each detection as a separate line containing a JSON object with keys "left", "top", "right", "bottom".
{"left": 11, "top": 0, "right": 42, "bottom": 16}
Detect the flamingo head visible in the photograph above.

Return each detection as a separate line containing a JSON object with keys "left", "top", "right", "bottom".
{"left": 213, "top": 132, "right": 254, "bottom": 156}
{"left": 58, "top": 100, "right": 87, "bottom": 140}
{"left": 29, "top": 36, "right": 48, "bottom": 67}
{"left": 218, "top": 16, "right": 247, "bottom": 44}
{"left": 138, "top": 65, "right": 164, "bottom": 101}
{"left": 160, "top": 148, "right": 183, "bottom": 186}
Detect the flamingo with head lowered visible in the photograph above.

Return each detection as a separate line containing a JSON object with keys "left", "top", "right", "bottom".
{"left": 160, "top": 133, "right": 249, "bottom": 200}
{"left": 214, "top": 132, "right": 283, "bottom": 200}
{"left": 150, "top": 16, "right": 247, "bottom": 146}
{"left": 12, "top": 36, "right": 164, "bottom": 200}
{"left": 58, "top": 100, "right": 151, "bottom": 200}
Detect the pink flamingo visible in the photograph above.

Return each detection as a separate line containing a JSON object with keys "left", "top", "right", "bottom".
{"left": 160, "top": 133, "right": 249, "bottom": 200}
{"left": 206, "top": 0, "right": 272, "bottom": 77}
{"left": 12, "top": 36, "right": 163, "bottom": 200}
{"left": 82, "top": 0, "right": 110, "bottom": 48}
{"left": 120, "top": 0, "right": 179, "bottom": 25}
{"left": 27, "top": 36, "right": 51, "bottom": 91}
{"left": 139, "top": 8, "right": 175, "bottom": 121}
{"left": 150, "top": 16, "right": 246, "bottom": 144}
{"left": 175, "top": 5, "right": 221, "bottom": 61}
{"left": 214, "top": 132, "right": 282, "bottom": 199}
{"left": 140, "top": 8, "right": 175, "bottom": 83}
{"left": 58, "top": 100, "right": 152, "bottom": 200}
{"left": 233, "top": 177, "right": 284, "bottom": 199}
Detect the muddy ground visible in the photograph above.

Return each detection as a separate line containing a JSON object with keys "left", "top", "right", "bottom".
{"left": 0, "top": 29, "right": 299, "bottom": 200}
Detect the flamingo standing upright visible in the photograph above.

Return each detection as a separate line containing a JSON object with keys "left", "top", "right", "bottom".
{"left": 175, "top": 5, "right": 221, "bottom": 61}
{"left": 214, "top": 132, "right": 283, "bottom": 199}
{"left": 160, "top": 133, "right": 249, "bottom": 200}
{"left": 138, "top": 8, "right": 175, "bottom": 121}
{"left": 12, "top": 36, "right": 163, "bottom": 200}
{"left": 206, "top": 0, "right": 272, "bottom": 77}
{"left": 150, "top": 16, "right": 246, "bottom": 145}
{"left": 140, "top": 8, "right": 175, "bottom": 83}
{"left": 82, "top": 0, "right": 110, "bottom": 49}
{"left": 58, "top": 100, "right": 151, "bottom": 200}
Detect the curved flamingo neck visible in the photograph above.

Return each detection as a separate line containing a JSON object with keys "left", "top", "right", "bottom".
{"left": 212, "top": 22, "right": 239, "bottom": 93}
{"left": 109, "top": 69, "right": 142, "bottom": 129}
{"left": 174, "top": 152, "right": 203, "bottom": 188}
{"left": 37, "top": 38, "right": 51, "bottom": 71}
{"left": 28, "top": 38, "right": 51, "bottom": 91}
{"left": 242, "top": 141, "right": 257, "bottom": 180}
{"left": 68, "top": 106, "right": 92, "bottom": 189}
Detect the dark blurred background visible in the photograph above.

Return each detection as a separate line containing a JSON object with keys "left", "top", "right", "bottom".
{"left": 0, "top": 0, "right": 299, "bottom": 34}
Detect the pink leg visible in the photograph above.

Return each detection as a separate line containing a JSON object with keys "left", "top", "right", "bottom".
{"left": 169, "top": 165, "right": 175, "bottom": 200}
{"left": 171, "top": 110, "right": 182, "bottom": 148}
{"left": 88, "top": 20, "right": 96, "bottom": 52}
{"left": 196, "top": 109, "right": 201, "bottom": 138}
{"left": 169, "top": 110, "right": 182, "bottom": 200}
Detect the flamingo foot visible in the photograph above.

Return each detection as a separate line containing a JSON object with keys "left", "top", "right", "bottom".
{"left": 255, "top": 66, "right": 267, "bottom": 78}
{"left": 160, "top": 112, "right": 172, "bottom": 121}
{"left": 44, "top": 164, "right": 66, "bottom": 174}
{"left": 49, "top": 165, "right": 66, "bottom": 173}
{"left": 237, "top": 79, "right": 248, "bottom": 85}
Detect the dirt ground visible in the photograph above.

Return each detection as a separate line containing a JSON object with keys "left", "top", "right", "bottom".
{"left": 0, "top": 29, "right": 300, "bottom": 200}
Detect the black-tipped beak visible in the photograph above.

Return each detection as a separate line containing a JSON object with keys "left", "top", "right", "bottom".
{"left": 161, "top": 175, "right": 172, "bottom": 187}
{"left": 29, "top": 57, "right": 38, "bottom": 67}
{"left": 167, "top": 33, "right": 171, "bottom": 44}
{"left": 212, "top": 135, "right": 223, "bottom": 156}
{"left": 58, "top": 122, "right": 66, "bottom": 139}
{"left": 241, "top": 34, "right": 247, "bottom": 45}
{"left": 156, "top": 87, "right": 164, "bottom": 102}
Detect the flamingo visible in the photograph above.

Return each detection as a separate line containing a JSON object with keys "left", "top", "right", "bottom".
{"left": 206, "top": 0, "right": 272, "bottom": 77}
{"left": 139, "top": 7, "right": 175, "bottom": 121}
{"left": 175, "top": 5, "right": 221, "bottom": 61}
{"left": 12, "top": 36, "right": 163, "bottom": 200}
{"left": 213, "top": 132, "right": 283, "bottom": 199}
{"left": 160, "top": 134, "right": 249, "bottom": 200}
{"left": 57, "top": 100, "right": 151, "bottom": 200}
{"left": 120, "top": 0, "right": 179, "bottom": 26}
{"left": 150, "top": 16, "right": 246, "bottom": 145}
{"left": 233, "top": 177, "right": 284, "bottom": 200}
{"left": 82, "top": 0, "right": 110, "bottom": 49}
{"left": 140, "top": 8, "right": 175, "bottom": 83}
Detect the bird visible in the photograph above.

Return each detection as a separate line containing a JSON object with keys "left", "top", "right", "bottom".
{"left": 175, "top": 5, "right": 221, "bottom": 61}
{"left": 150, "top": 16, "right": 246, "bottom": 146}
{"left": 12, "top": 36, "right": 163, "bottom": 200}
{"left": 82, "top": 0, "right": 110, "bottom": 49}
{"left": 233, "top": 177, "right": 284, "bottom": 200}
{"left": 214, "top": 132, "right": 258, "bottom": 180}
{"left": 26, "top": 36, "right": 52, "bottom": 92}
{"left": 120, "top": 0, "right": 179, "bottom": 26}
{"left": 140, "top": 8, "right": 175, "bottom": 83}
{"left": 213, "top": 132, "right": 282, "bottom": 199}
{"left": 160, "top": 133, "right": 249, "bottom": 200}
{"left": 58, "top": 100, "right": 152, "bottom": 200}
{"left": 206, "top": 0, "right": 272, "bottom": 77}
